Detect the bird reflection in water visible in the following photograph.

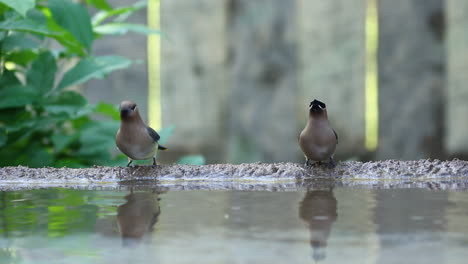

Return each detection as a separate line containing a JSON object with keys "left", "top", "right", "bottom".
{"left": 117, "top": 190, "right": 163, "bottom": 247}
{"left": 299, "top": 188, "right": 338, "bottom": 262}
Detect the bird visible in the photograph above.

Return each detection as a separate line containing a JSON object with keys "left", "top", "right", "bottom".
{"left": 116, "top": 100, "right": 167, "bottom": 167}
{"left": 299, "top": 99, "right": 338, "bottom": 168}
{"left": 299, "top": 189, "right": 338, "bottom": 262}
{"left": 117, "top": 191, "right": 162, "bottom": 247}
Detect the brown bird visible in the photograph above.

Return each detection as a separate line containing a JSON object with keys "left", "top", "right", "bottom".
{"left": 299, "top": 99, "right": 338, "bottom": 168}
{"left": 117, "top": 191, "right": 162, "bottom": 247}
{"left": 116, "top": 100, "right": 167, "bottom": 167}
{"left": 299, "top": 189, "right": 338, "bottom": 262}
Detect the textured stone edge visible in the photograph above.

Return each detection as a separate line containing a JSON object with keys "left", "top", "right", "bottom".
{"left": 0, "top": 159, "right": 468, "bottom": 191}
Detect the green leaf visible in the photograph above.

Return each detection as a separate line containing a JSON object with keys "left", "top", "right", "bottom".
{"left": 0, "top": 9, "right": 83, "bottom": 56}
{"left": 78, "top": 121, "right": 119, "bottom": 156}
{"left": 2, "top": 127, "right": 33, "bottom": 147}
{"left": 2, "top": 33, "right": 39, "bottom": 51}
{"left": 0, "top": 16, "right": 52, "bottom": 35}
{"left": 0, "top": 3, "right": 9, "bottom": 16}
{"left": 53, "top": 158, "right": 86, "bottom": 168}
{"left": 43, "top": 91, "right": 88, "bottom": 116}
{"left": 31, "top": 148, "right": 54, "bottom": 167}
{"left": 5, "top": 115, "right": 66, "bottom": 133}
{"left": 0, "top": 85, "right": 39, "bottom": 109}
{"left": 112, "top": 1, "right": 147, "bottom": 23}
{"left": 0, "top": 128, "right": 7, "bottom": 147}
{"left": 38, "top": 10, "right": 84, "bottom": 56}
{"left": 0, "top": 107, "right": 29, "bottom": 126}
{"left": 94, "top": 23, "right": 161, "bottom": 35}
{"left": 158, "top": 125, "right": 175, "bottom": 145}
{"left": 22, "top": 142, "right": 54, "bottom": 167}
{"left": 26, "top": 51, "right": 57, "bottom": 93}
{"left": 86, "top": 0, "right": 112, "bottom": 11}
{"left": 0, "top": 69, "right": 21, "bottom": 87}
{"left": 4, "top": 49, "right": 38, "bottom": 66}
{"left": 56, "top": 56, "right": 132, "bottom": 90}
{"left": 49, "top": 0, "right": 94, "bottom": 52}
{"left": 0, "top": 0, "right": 34, "bottom": 17}
{"left": 92, "top": 1, "right": 146, "bottom": 26}
{"left": 94, "top": 102, "right": 119, "bottom": 120}
{"left": 71, "top": 115, "right": 92, "bottom": 130}
{"left": 27, "top": 8, "right": 47, "bottom": 23}
{"left": 74, "top": 104, "right": 95, "bottom": 119}
{"left": 177, "top": 155, "right": 206, "bottom": 165}
{"left": 51, "top": 133, "right": 76, "bottom": 153}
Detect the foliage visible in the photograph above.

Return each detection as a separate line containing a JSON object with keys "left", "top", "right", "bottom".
{"left": 177, "top": 155, "right": 206, "bottom": 165}
{"left": 0, "top": 189, "right": 100, "bottom": 237}
{"left": 0, "top": 189, "right": 109, "bottom": 263}
{"left": 0, "top": 0, "right": 159, "bottom": 168}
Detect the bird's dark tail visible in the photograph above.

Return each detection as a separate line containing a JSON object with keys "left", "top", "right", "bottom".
{"left": 158, "top": 145, "right": 167, "bottom": 150}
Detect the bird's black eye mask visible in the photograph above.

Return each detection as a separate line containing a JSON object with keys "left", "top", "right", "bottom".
{"left": 309, "top": 99, "right": 326, "bottom": 110}
{"left": 120, "top": 104, "right": 137, "bottom": 118}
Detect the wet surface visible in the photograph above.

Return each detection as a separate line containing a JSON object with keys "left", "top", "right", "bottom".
{"left": 0, "top": 187, "right": 468, "bottom": 264}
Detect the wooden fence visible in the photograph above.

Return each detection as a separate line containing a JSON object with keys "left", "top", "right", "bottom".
{"left": 87, "top": 0, "right": 468, "bottom": 163}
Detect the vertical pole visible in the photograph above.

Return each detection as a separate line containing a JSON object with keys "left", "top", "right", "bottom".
{"left": 147, "top": 0, "right": 161, "bottom": 130}
{"left": 365, "top": 0, "right": 379, "bottom": 151}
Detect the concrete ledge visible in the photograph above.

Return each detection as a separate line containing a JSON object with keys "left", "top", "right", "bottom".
{"left": 0, "top": 159, "right": 467, "bottom": 191}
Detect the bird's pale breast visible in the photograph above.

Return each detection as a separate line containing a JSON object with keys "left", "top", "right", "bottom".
{"left": 116, "top": 127, "right": 157, "bottom": 160}
{"left": 299, "top": 125, "right": 336, "bottom": 162}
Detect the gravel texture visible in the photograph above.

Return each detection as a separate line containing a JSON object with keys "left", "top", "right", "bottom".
{"left": 0, "top": 159, "right": 467, "bottom": 191}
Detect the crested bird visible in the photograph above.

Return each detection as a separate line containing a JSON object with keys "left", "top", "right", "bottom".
{"left": 299, "top": 189, "right": 338, "bottom": 262}
{"left": 116, "top": 100, "right": 167, "bottom": 167}
{"left": 299, "top": 99, "right": 338, "bottom": 168}
{"left": 117, "top": 191, "right": 162, "bottom": 247}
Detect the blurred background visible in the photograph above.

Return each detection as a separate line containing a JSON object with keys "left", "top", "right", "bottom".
{"left": 89, "top": 0, "right": 466, "bottom": 164}
{"left": 1, "top": 0, "right": 467, "bottom": 167}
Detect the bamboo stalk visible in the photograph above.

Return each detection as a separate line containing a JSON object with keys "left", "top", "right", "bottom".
{"left": 147, "top": 0, "right": 162, "bottom": 130}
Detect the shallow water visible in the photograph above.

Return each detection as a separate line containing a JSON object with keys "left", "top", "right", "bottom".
{"left": 0, "top": 187, "right": 467, "bottom": 264}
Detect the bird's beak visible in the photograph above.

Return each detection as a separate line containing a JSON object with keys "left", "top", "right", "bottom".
{"left": 120, "top": 107, "right": 134, "bottom": 118}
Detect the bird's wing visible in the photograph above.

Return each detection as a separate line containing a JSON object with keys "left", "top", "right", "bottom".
{"left": 158, "top": 145, "right": 167, "bottom": 150}
{"left": 146, "top": 126, "right": 161, "bottom": 142}
{"left": 333, "top": 129, "right": 338, "bottom": 144}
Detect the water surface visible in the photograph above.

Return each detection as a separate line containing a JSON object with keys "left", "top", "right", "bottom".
{"left": 0, "top": 187, "right": 467, "bottom": 264}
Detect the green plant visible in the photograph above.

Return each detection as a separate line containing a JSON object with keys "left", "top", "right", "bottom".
{"left": 0, "top": 0, "right": 159, "bottom": 168}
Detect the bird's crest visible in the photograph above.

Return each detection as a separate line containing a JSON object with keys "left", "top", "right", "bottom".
{"left": 309, "top": 99, "right": 326, "bottom": 109}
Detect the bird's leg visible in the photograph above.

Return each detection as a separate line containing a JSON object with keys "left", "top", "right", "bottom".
{"left": 327, "top": 157, "right": 336, "bottom": 169}
{"left": 126, "top": 159, "right": 133, "bottom": 167}
{"left": 304, "top": 157, "right": 311, "bottom": 167}
{"left": 152, "top": 157, "right": 157, "bottom": 167}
